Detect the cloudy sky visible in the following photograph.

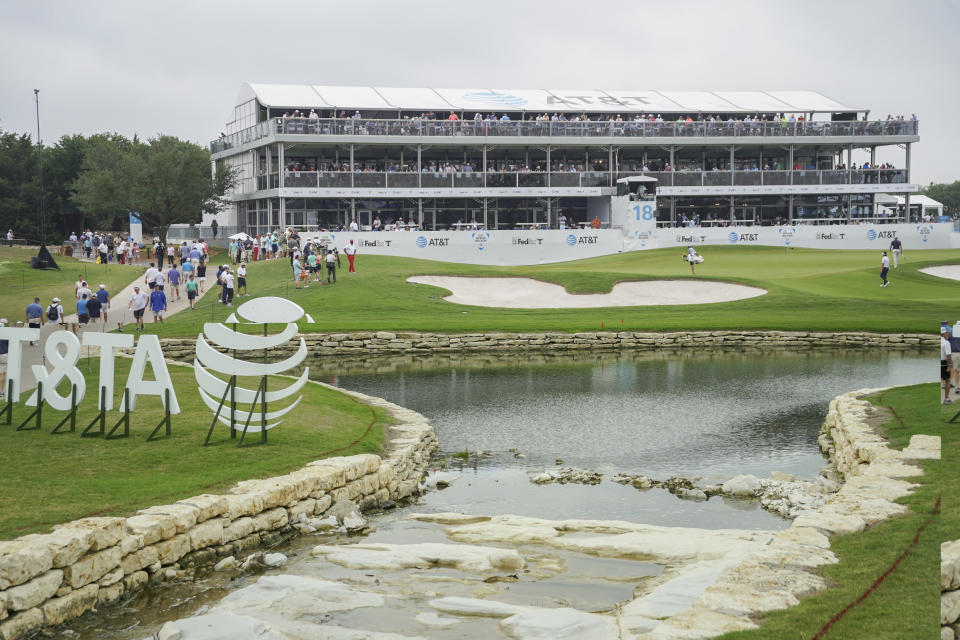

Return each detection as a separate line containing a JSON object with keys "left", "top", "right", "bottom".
{"left": 1, "top": 0, "right": 957, "bottom": 184}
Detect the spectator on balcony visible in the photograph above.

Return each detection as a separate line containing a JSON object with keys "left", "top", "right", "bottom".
{"left": 309, "top": 109, "right": 319, "bottom": 119}
{"left": 447, "top": 112, "right": 459, "bottom": 121}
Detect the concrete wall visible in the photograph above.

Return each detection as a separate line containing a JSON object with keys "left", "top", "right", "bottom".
{"left": 0, "top": 386, "right": 437, "bottom": 639}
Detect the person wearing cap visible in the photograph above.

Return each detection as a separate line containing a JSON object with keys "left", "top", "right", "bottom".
{"left": 879, "top": 251, "right": 890, "bottom": 287}
{"left": 221, "top": 268, "right": 235, "bottom": 306}
{"left": 77, "top": 280, "right": 92, "bottom": 302}
{"left": 96, "top": 285, "right": 110, "bottom": 324}
{"left": 25, "top": 296, "right": 44, "bottom": 346}
{"left": 344, "top": 239, "right": 357, "bottom": 273}
{"left": 127, "top": 286, "right": 148, "bottom": 332}
{"left": 168, "top": 263, "right": 181, "bottom": 301}
{"left": 942, "top": 324, "right": 954, "bottom": 404}
{"left": 237, "top": 262, "right": 248, "bottom": 296}
{"left": 149, "top": 284, "right": 167, "bottom": 323}
{"left": 47, "top": 298, "right": 65, "bottom": 328}
{"left": 325, "top": 248, "right": 337, "bottom": 284}
{"left": 86, "top": 290, "right": 101, "bottom": 326}
{"left": 75, "top": 293, "right": 90, "bottom": 335}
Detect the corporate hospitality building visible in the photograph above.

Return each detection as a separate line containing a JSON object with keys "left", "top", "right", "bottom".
{"left": 210, "top": 85, "right": 921, "bottom": 235}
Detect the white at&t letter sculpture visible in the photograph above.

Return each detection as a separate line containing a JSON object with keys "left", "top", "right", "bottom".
{"left": 194, "top": 297, "right": 310, "bottom": 438}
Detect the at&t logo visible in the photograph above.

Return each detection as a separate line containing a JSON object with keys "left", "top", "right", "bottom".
{"left": 416, "top": 236, "right": 428, "bottom": 248}
{"left": 566, "top": 234, "right": 578, "bottom": 246}
{"left": 728, "top": 232, "right": 739, "bottom": 244}
{"left": 866, "top": 229, "right": 878, "bottom": 241}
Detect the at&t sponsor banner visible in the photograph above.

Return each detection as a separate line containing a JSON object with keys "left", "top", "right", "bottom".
{"left": 303, "top": 223, "right": 951, "bottom": 266}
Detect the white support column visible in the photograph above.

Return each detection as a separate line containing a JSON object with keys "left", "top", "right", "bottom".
{"left": 278, "top": 143, "right": 284, "bottom": 188}
{"left": 904, "top": 142, "right": 912, "bottom": 222}
{"left": 349, "top": 144, "right": 355, "bottom": 188}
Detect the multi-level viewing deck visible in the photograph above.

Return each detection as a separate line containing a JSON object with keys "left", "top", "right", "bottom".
{"left": 208, "top": 85, "right": 926, "bottom": 234}
{"left": 212, "top": 117, "right": 918, "bottom": 154}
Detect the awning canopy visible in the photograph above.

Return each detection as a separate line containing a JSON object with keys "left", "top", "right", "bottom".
{"left": 237, "top": 84, "right": 864, "bottom": 114}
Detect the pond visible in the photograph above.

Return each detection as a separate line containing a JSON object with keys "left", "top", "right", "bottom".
{"left": 71, "top": 347, "right": 932, "bottom": 640}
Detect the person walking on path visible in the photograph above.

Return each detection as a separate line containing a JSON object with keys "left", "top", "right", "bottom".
{"left": 344, "top": 239, "right": 357, "bottom": 272}
{"left": 86, "top": 293, "right": 101, "bottom": 328}
{"left": 126, "top": 286, "right": 148, "bottom": 332}
{"left": 889, "top": 236, "right": 903, "bottom": 268}
{"left": 325, "top": 250, "right": 337, "bottom": 283}
{"left": 196, "top": 261, "right": 207, "bottom": 293}
{"left": 25, "top": 297, "right": 44, "bottom": 346}
{"left": 185, "top": 274, "right": 199, "bottom": 310}
{"left": 168, "top": 264, "right": 182, "bottom": 301}
{"left": 46, "top": 298, "right": 65, "bottom": 330}
{"left": 96, "top": 285, "right": 110, "bottom": 324}
{"left": 75, "top": 294, "right": 90, "bottom": 335}
{"left": 149, "top": 287, "right": 167, "bottom": 323}
{"left": 880, "top": 251, "right": 891, "bottom": 287}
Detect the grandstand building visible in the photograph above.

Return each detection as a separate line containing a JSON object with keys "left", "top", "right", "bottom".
{"left": 210, "top": 85, "right": 920, "bottom": 236}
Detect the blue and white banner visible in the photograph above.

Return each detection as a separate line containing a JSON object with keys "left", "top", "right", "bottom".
{"left": 129, "top": 212, "right": 143, "bottom": 244}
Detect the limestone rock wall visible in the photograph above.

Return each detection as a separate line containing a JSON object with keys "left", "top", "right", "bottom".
{"left": 157, "top": 330, "right": 936, "bottom": 362}
{"left": 637, "top": 389, "right": 939, "bottom": 639}
{"left": 943, "top": 541, "right": 960, "bottom": 639}
{"left": 0, "top": 388, "right": 437, "bottom": 639}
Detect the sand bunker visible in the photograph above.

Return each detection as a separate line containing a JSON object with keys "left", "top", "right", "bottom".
{"left": 919, "top": 266, "right": 960, "bottom": 281}
{"left": 407, "top": 276, "right": 766, "bottom": 309}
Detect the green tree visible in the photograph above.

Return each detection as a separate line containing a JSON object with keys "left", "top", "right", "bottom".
{"left": 920, "top": 180, "right": 960, "bottom": 218}
{"left": 0, "top": 130, "right": 41, "bottom": 242}
{"left": 72, "top": 134, "right": 235, "bottom": 243}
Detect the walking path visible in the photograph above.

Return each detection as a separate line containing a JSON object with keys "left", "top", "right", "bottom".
{"left": 15, "top": 265, "right": 216, "bottom": 393}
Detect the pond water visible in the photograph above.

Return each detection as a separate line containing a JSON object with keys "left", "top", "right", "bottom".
{"left": 325, "top": 349, "right": 932, "bottom": 526}
{"left": 70, "top": 348, "right": 933, "bottom": 640}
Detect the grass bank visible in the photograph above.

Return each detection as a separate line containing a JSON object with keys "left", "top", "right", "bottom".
{"left": 0, "top": 246, "right": 145, "bottom": 322}
{"left": 147, "top": 246, "right": 958, "bottom": 337}
{"left": 0, "top": 358, "right": 389, "bottom": 540}
{"left": 720, "top": 383, "right": 941, "bottom": 639}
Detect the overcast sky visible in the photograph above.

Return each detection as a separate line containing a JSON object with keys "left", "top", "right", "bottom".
{"left": 1, "top": 0, "right": 957, "bottom": 184}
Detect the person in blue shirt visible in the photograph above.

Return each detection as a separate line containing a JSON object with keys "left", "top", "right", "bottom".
{"left": 25, "top": 297, "right": 44, "bottom": 346}
{"left": 149, "top": 288, "right": 167, "bottom": 324}
{"left": 96, "top": 285, "right": 110, "bottom": 324}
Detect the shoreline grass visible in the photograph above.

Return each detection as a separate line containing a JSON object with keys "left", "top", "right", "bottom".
{"left": 0, "top": 358, "right": 389, "bottom": 540}
{"left": 719, "top": 383, "right": 941, "bottom": 639}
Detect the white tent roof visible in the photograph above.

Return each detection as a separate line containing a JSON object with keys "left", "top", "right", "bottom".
{"left": 238, "top": 84, "right": 863, "bottom": 113}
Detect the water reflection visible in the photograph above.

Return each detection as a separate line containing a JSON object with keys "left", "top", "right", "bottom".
{"left": 326, "top": 349, "right": 932, "bottom": 480}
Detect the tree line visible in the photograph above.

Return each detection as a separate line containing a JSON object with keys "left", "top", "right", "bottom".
{"left": 0, "top": 130, "right": 233, "bottom": 245}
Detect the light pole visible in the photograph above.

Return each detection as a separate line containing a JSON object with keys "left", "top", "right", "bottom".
{"left": 34, "top": 89, "right": 45, "bottom": 243}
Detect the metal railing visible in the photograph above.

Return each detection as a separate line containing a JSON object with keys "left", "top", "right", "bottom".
{"left": 211, "top": 117, "right": 919, "bottom": 153}
{"left": 246, "top": 168, "right": 908, "bottom": 192}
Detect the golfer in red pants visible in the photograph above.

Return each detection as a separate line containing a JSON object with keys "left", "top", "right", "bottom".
{"left": 345, "top": 239, "right": 357, "bottom": 272}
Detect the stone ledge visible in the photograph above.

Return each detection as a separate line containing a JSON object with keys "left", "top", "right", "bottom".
{"left": 0, "top": 385, "right": 437, "bottom": 640}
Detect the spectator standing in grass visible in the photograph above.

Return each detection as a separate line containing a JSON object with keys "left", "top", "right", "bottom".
{"left": 292, "top": 255, "right": 303, "bottom": 289}
{"left": 237, "top": 263, "right": 248, "bottom": 296}
{"left": 25, "top": 297, "right": 44, "bottom": 345}
{"left": 168, "top": 264, "right": 182, "bottom": 300}
{"left": 6, "top": 229, "right": 13, "bottom": 247}
{"left": 325, "top": 249, "right": 337, "bottom": 283}
{"left": 185, "top": 274, "right": 199, "bottom": 310}
{"left": 344, "top": 239, "right": 357, "bottom": 272}
{"left": 222, "top": 269, "right": 235, "bottom": 306}
{"left": 96, "top": 285, "right": 110, "bottom": 324}
{"left": 943, "top": 325, "right": 953, "bottom": 404}
{"left": 149, "top": 286, "right": 167, "bottom": 323}
{"left": 0, "top": 318, "right": 8, "bottom": 398}
{"left": 880, "top": 251, "right": 890, "bottom": 287}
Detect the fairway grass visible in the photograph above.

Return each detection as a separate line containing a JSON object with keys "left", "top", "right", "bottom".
{"left": 0, "top": 359, "right": 389, "bottom": 540}
{"left": 0, "top": 246, "right": 145, "bottom": 323}
{"left": 719, "top": 384, "right": 941, "bottom": 640}
{"left": 144, "top": 246, "right": 959, "bottom": 337}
